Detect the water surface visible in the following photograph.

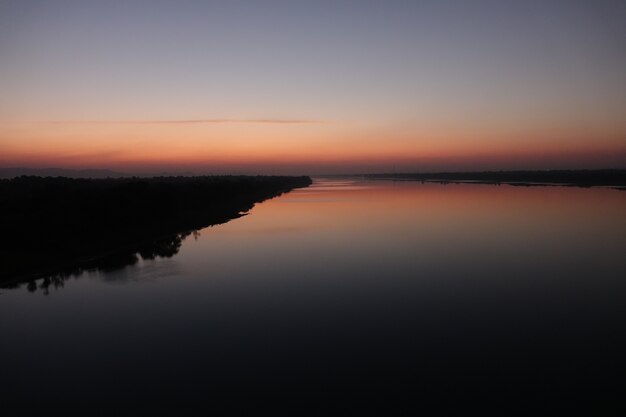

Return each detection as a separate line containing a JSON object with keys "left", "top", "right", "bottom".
{"left": 2, "top": 179, "right": 625, "bottom": 414}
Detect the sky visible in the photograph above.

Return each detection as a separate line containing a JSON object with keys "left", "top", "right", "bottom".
{"left": 1, "top": 0, "right": 625, "bottom": 174}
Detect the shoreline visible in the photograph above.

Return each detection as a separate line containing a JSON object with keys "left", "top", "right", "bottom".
{"left": 358, "top": 169, "right": 626, "bottom": 189}
{"left": 0, "top": 175, "right": 312, "bottom": 288}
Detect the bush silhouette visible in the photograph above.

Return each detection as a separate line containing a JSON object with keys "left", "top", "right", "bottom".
{"left": 0, "top": 175, "right": 312, "bottom": 288}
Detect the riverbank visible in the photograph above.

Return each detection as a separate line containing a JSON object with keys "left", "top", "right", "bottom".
{"left": 362, "top": 169, "right": 626, "bottom": 189}
{"left": 0, "top": 175, "right": 312, "bottom": 287}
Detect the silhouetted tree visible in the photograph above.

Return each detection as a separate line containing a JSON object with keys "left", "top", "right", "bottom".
{"left": 0, "top": 175, "right": 312, "bottom": 291}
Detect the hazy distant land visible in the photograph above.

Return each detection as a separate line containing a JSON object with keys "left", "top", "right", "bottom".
{"left": 0, "top": 175, "right": 311, "bottom": 287}
{"left": 363, "top": 169, "right": 626, "bottom": 189}
{"left": 0, "top": 167, "right": 130, "bottom": 179}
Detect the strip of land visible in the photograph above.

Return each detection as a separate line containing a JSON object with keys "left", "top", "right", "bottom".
{"left": 0, "top": 175, "right": 311, "bottom": 288}
{"left": 363, "top": 169, "right": 626, "bottom": 189}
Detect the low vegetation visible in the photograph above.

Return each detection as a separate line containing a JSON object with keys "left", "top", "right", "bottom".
{"left": 364, "top": 169, "right": 626, "bottom": 188}
{"left": 0, "top": 175, "right": 311, "bottom": 286}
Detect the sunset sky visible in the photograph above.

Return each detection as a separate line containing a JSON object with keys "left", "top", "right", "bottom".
{"left": 1, "top": 0, "right": 625, "bottom": 174}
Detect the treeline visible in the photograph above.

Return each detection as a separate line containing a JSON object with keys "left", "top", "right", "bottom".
{"left": 365, "top": 169, "right": 626, "bottom": 188}
{"left": 0, "top": 175, "right": 311, "bottom": 286}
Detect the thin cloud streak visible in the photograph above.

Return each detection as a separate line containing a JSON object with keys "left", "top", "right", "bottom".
{"left": 41, "top": 119, "right": 324, "bottom": 125}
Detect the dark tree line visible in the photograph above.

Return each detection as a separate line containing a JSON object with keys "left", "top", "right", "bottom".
{"left": 364, "top": 169, "right": 626, "bottom": 188}
{"left": 0, "top": 175, "right": 311, "bottom": 288}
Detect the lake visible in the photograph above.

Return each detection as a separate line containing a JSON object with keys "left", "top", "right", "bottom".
{"left": 2, "top": 178, "right": 625, "bottom": 414}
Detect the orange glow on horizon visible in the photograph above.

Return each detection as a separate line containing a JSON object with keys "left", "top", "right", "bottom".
{"left": 1, "top": 120, "right": 625, "bottom": 173}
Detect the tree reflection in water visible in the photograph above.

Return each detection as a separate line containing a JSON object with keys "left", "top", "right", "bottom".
{"left": 16, "top": 231, "right": 190, "bottom": 295}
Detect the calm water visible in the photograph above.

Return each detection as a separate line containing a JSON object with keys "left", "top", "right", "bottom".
{"left": 2, "top": 179, "right": 626, "bottom": 414}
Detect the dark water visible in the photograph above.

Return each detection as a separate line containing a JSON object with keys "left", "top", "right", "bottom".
{"left": 2, "top": 179, "right": 625, "bottom": 415}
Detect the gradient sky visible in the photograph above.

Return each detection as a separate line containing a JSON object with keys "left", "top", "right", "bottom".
{"left": 1, "top": 0, "right": 625, "bottom": 174}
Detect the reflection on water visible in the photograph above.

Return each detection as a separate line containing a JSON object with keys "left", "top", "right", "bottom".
{"left": 2, "top": 178, "right": 625, "bottom": 413}
{"left": 5, "top": 231, "right": 195, "bottom": 294}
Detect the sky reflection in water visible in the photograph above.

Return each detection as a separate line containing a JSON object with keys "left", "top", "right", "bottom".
{"left": 1, "top": 179, "right": 625, "bottom": 412}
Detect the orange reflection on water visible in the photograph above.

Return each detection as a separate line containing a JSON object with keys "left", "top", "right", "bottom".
{"left": 193, "top": 178, "right": 626, "bottom": 273}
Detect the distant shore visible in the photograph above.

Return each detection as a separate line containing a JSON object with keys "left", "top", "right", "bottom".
{"left": 0, "top": 175, "right": 311, "bottom": 288}
{"left": 360, "top": 169, "right": 626, "bottom": 189}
